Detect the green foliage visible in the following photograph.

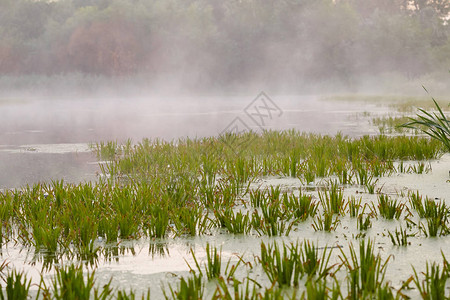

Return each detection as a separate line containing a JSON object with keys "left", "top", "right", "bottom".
{"left": 413, "top": 257, "right": 450, "bottom": 300}
{"left": 51, "top": 265, "right": 112, "bottom": 300}
{"left": 339, "top": 240, "right": 391, "bottom": 299}
{"left": 377, "top": 194, "right": 404, "bottom": 220}
{"left": 400, "top": 98, "right": 450, "bottom": 152}
{"left": 164, "top": 272, "right": 204, "bottom": 300}
{"left": 0, "top": 271, "right": 31, "bottom": 300}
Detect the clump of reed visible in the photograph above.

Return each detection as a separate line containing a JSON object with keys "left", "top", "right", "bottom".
{"left": 388, "top": 227, "right": 412, "bottom": 246}
{"left": 412, "top": 253, "right": 450, "bottom": 300}
{"left": 0, "top": 271, "right": 31, "bottom": 300}
{"left": 339, "top": 239, "right": 391, "bottom": 299}
{"left": 164, "top": 272, "right": 204, "bottom": 300}
{"left": 400, "top": 97, "right": 450, "bottom": 152}
{"left": 258, "top": 240, "right": 335, "bottom": 287}
{"left": 377, "top": 194, "right": 404, "bottom": 220}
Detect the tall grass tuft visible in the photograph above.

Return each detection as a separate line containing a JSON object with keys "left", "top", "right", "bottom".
{"left": 400, "top": 97, "right": 450, "bottom": 152}
{"left": 164, "top": 272, "right": 204, "bottom": 300}
{"left": 339, "top": 239, "right": 391, "bottom": 299}
{"left": 413, "top": 260, "right": 449, "bottom": 300}
{"left": 51, "top": 265, "right": 112, "bottom": 300}
{"left": 0, "top": 271, "right": 31, "bottom": 300}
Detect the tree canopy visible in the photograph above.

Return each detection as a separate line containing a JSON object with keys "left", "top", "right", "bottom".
{"left": 0, "top": 0, "right": 449, "bottom": 91}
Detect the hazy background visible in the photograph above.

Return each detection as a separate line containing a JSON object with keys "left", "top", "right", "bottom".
{"left": 0, "top": 0, "right": 449, "bottom": 97}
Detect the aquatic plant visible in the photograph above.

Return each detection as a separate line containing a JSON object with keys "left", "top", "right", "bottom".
{"left": 249, "top": 189, "right": 268, "bottom": 208}
{"left": 377, "top": 194, "right": 404, "bottom": 220}
{"left": 282, "top": 191, "right": 317, "bottom": 221}
{"left": 188, "top": 243, "right": 222, "bottom": 280}
{"left": 301, "top": 278, "right": 341, "bottom": 300}
{"left": 357, "top": 214, "right": 372, "bottom": 231}
{"left": 252, "top": 210, "right": 294, "bottom": 236}
{"left": 0, "top": 271, "right": 31, "bottom": 300}
{"left": 164, "top": 272, "right": 204, "bottom": 300}
{"left": 319, "top": 181, "right": 345, "bottom": 215}
{"left": 420, "top": 216, "right": 449, "bottom": 237}
{"left": 51, "top": 265, "right": 112, "bottom": 300}
{"left": 400, "top": 97, "right": 450, "bottom": 152}
{"left": 339, "top": 239, "right": 391, "bottom": 299}
{"left": 388, "top": 227, "right": 410, "bottom": 246}
{"left": 312, "top": 212, "right": 340, "bottom": 232}
{"left": 173, "top": 206, "right": 210, "bottom": 236}
{"left": 413, "top": 259, "right": 449, "bottom": 300}
{"left": 117, "top": 289, "right": 151, "bottom": 300}
{"left": 213, "top": 276, "right": 260, "bottom": 300}
{"left": 145, "top": 204, "right": 170, "bottom": 239}
{"left": 218, "top": 209, "right": 252, "bottom": 235}
{"left": 348, "top": 196, "right": 363, "bottom": 218}
{"left": 259, "top": 241, "right": 303, "bottom": 287}
{"left": 300, "top": 241, "right": 335, "bottom": 279}
{"left": 409, "top": 191, "right": 449, "bottom": 220}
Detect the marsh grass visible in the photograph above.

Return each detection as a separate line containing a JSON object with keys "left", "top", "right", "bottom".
{"left": 420, "top": 217, "right": 449, "bottom": 237}
{"left": 259, "top": 241, "right": 302, "bottom": 287}
{"left": 413, "top": 258, "right": 449, "bottom": 300}
{"left": 400, "top": 97, "right": 450, "bottom": 152}
{"left": 357, "top": 214, "right": 372, "bottom": 231}
{"left": 388, "top": 227, "right": 411, "bottom": 246}
{"left": 282, "top": 191, "right": 317, "bottom": 221}
{"left": 348, "top": 196, "right": 363, "bottom": 218}
{"left": 0, "top": 271, "right": 31, "bottom": 300}
{"left": 188, "top": 243, "right": 222, "bottom": 280}
{"left": 117, "top": 289, "right": 151, "bottom": 300}
{"left": 252, "top": 210, "right": 295, "bottom": 236}
{"left": 319, "top": 181, "right": 346, "bottom": 215}
{"left": 164, "top": 272, "right": 204, "bottom": 300}
{"left": 218, "top": 209, "right": 252, "bottom": 235}
{"left": 213, "top": 277, "right": 260, "bottom": 300}
{"left": 50, "top": 265, "right": 112, "bottom": 300}
{"left": 0, "top": 129, "right": 447, "bottom": 296}
{"left": 173, "top": 206, "right": 210, "bottom": 236}
{"left": 409, "top": 191, "right": 449, "bottom": 220}
{"left": 377, "top": 195, "right": 404, "bottom": 220}
{"left": 93, "top": 141, "right": 121, "bottom": 161}
{"left": 339, "top": 240, "right": 391, "bottom": 299}
{"left": 312, "top": 212, "right": 340, "bottom": 232}
{"left": 249, "top": 189, "right": 268, "bottom": 208}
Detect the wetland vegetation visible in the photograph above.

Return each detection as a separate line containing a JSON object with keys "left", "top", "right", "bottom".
{"left": 1, "top": 128, "right": 449, "bottom": 298}
{"left": 1, "top": 0, "right": 450, "bottom": 297}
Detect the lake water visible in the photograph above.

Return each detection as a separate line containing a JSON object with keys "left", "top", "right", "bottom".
{"left": 0, "top": 95, "right": 381, "bottom": 189}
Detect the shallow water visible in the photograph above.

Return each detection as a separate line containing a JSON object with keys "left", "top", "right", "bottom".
{"left": 3, "top": 154, "right": 449, "bottom": 297}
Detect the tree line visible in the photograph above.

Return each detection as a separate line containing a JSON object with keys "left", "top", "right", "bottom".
{"left": 0, "top": 0, "right": 449, "bottom": 91}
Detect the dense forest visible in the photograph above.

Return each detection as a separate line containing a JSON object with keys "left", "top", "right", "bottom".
{"left": 0, "top": 0, "right": 449, "bottom": 94}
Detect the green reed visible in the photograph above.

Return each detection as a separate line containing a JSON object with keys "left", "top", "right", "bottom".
{"left": 413, "top": 256, "right": 450, "bottom": 300}
{"left": 377, "top": 194, "right": 404, "bottom": 220}
{"left": 164, "top": 272, "right": 204, "bottom": 300}
{"left": 0, "top": 271, "right": 31, "bottom": 300}
{"left": 312, "top": 212, "right": 340, "bottom": 232}
{"left": 188, "top": 243, "right": 222, "bottom": 280}
{"left": 282, "top": 191, "right": 317, "bottom": 221}
{"left": 319, "top": 181, "right": 345, "bottom": 215}
{"left": 388, "top": 227, "right": 410, "bottom": 246}
{"left": 339, "top": 239, "right": 391, "bottom": 299}
{"left": 259, "top": 241, "right": 303, "bottom": 287}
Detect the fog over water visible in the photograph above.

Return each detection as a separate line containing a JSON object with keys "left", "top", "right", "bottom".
{"left": 1, "top": 95, "right": 386, "bottom": 188}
